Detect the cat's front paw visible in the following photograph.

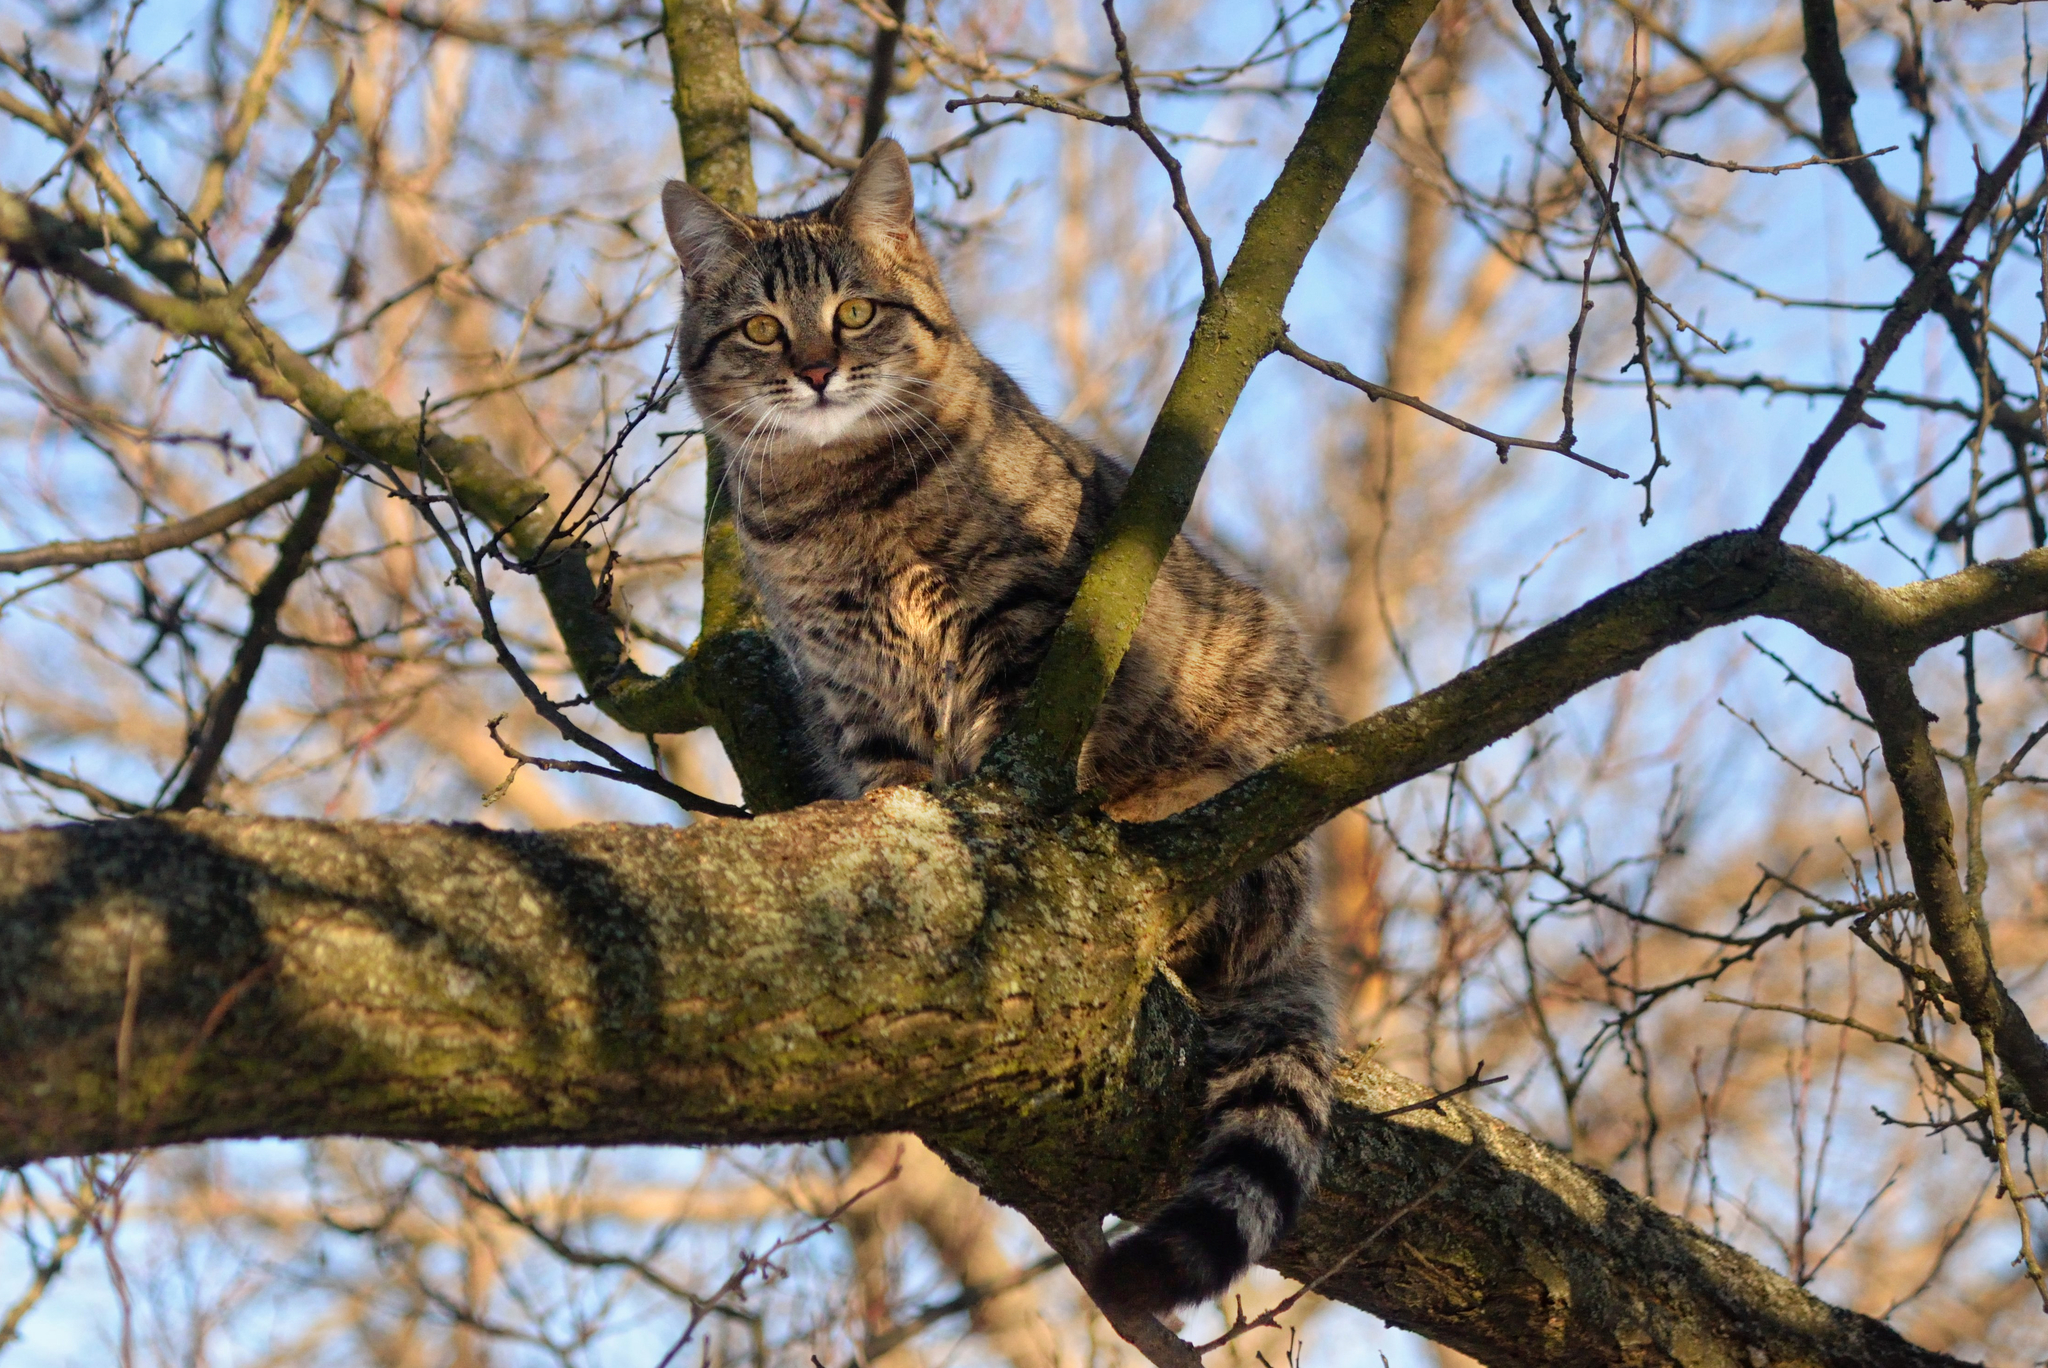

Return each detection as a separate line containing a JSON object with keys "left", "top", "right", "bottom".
{"left": 857, "top": 760, "right": 935, "bottom": 793}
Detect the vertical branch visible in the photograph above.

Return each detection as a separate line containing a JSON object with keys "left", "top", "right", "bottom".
{"left": 1510, "top": 1, "right": 1665, "bottom": 519}
{"left": 859, "top": 0, "right": 909, "bottom": 154}
{"left": 1974, "top": 1025, "right": 2048, "bottom": 1309}
{"left": 1852, "top": 659, "right": 2048, "bottom": 1115}
{"left": 165, "top": 463, "right": 342, "bottom": 811}
{"left": 993, "top": 0, "right": 1442, "bottom": 801}
{"left": 659, "top": 0, "right": 756, "bottom": 217}
{"left": 189, "top": 0, "right": 307, "bottom": 228}
{"left": 659, "top": 0, "right": 817, "bottom": 812}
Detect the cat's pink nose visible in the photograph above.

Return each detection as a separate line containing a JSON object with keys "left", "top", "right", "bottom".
{"left": 797, "top": 364, "right": 834, "bottom": 393}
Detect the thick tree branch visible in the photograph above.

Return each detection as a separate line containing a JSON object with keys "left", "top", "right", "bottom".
{"left": 1284, "top": 1061, "right": 1961, "bottom": 1368}
{"left": 0, "top": 804, "right": 1966, "bottom": 1368}
{"left": 0, "top": 793, "right": 1176, "bottom": 1161}
{"left": 995, "top": 0, "right": 1442, "bottom": 798}
{"left": 659, "top": 0, "right": 756, "bottom": 219}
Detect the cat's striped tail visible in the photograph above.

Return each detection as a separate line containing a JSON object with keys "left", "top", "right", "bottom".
{"left": 1092, "top": 917, "right": 1337, "bottom": 1315}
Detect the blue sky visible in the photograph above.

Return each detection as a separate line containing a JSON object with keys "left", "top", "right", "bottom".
{"left": 2, "top": 0, "right": 2046, "bottom": 1361}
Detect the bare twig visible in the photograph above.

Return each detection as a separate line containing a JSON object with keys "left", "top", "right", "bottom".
{"left": 1196, "top": 1151, "right": 1477, "bottom": 1354}
{"left": 1370, "top": 1062, "right": 1509, "bottom": 1121}
{"left": 373, "top": 409, "right": 748, "bottom": 820}
{"left": 165, "top": 467, "right": 342, "bottom": 810}
{"left": 1278, "top": 336, "right": 1626, "bottom": 477}
{"left": 0, "top": 450, "right": 346, "bottom": 574}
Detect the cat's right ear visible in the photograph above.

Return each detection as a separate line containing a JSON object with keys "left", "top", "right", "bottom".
{"left": 834, "top": 139, "right": 921, "bottom": 256}
{"left": 661, "top": 180, "right": 747, "bottom": 285}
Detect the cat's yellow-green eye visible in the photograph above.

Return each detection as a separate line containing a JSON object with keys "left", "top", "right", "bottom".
{"left": 741, "top": 314, "right": 782, "bottom": 345}
{"left": 835, "top": 298, "right": 876, "bottom": 329}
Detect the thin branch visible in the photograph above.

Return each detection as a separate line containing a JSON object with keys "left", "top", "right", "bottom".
{"left": 1758, "top": 8, "right": 2048, "bottom": 537}
{"left": 165, "top": 466, "right": 342, "bottom": 810}
{"left": 0, "top": 742, "right": 144, "bottom": 815}
{"left": 1855, "top": 660, "right": 2048, "bottom": 1116}
{"left": 653, "top": 1155, "right": 905, "bottom": 1368}
{"left": 1742, "top": 632, "right": 1874, "bottom": 728}
{"left": 0, "top": 450, "right": 343, "bottom": 574}
{"left": 374, "top": 416, "right": 748, "bottom": 820}
{"left": 1510, "top": 0, "right": 1681, "bottom": 520}
{"left": 1703, "top": 994, "right": 1982, "bottom": 1081}
{"left": 0, "top": 186, "right": 707, "bottom": 739}
{"left": 1278, "top": 335, "right": 1626, "bottom": 476}
{"left": 188, "top": 0, "right": 309, "bottom": 227}
{"left": 1100, "top": 0, "right": 1218, "bottom": 301}
{"left": 1988, "top": 714, "right": 2048, "bottom": 792}
{"left": 226, "top": 79, "right": 349, "bottom": 305}
{"left": 751, "top": 91, "right": 1024, "bottom": 172}
{"left": 858, "top": 1252, "right": 1065, "bottom": 1362}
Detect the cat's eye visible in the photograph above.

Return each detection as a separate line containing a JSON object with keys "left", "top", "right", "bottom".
{"left": 741, "top": 314, "right": 783, "bottom": 345}
{"left": 835, "top": 298, "right": 876, "bottom": 329}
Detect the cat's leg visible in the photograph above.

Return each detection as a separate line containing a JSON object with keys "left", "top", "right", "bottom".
{"left": 808, "top": 680, "right": 936, "bottom": 796}
{"left": 838, "top": 719, "right": 934, "bottom": 793}
{"left": 855, "top": 758, "right": 937, "bottom": 792}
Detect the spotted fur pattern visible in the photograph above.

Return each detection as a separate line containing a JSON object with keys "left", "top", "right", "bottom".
{"left": 662, "top": 140, "right": 1338, "bottom": 1314}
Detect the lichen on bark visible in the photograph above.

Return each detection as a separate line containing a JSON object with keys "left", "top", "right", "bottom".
{"left": 0, "top": 798, "right": 1965, "bottom": 1367}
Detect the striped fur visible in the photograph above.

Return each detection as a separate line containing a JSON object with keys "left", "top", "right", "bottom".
{"left": 662, "top": 140, "right": 1338, "bottom": 1314}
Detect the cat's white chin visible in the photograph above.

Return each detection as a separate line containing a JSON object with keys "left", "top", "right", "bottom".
{"left": 765, "top": 398, "right": 881, "bottom": 449}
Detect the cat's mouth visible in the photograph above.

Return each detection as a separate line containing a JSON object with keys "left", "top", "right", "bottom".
{"left": 768, "top": 391, "right": 876, "bottom": 447}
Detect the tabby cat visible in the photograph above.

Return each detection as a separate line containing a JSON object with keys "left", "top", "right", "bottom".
{"left": 661, "top": 139, "right": 1338, "bottom": 1314}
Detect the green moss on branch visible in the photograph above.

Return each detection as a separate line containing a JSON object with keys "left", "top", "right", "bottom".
{"left": 1137, "top": 532, "right": 2048, "bottom": 889}
{"left": 0, "top": 801, "right": 1966, "bottom": 1368}
{"left": 658, "top": 0, "right": 818, "bottom": 810}
{"left": 999, "top": 0, "right": 1443, "bottom": 795}
{"left": 0, "top": 187, "right": 707, "bottom": 738}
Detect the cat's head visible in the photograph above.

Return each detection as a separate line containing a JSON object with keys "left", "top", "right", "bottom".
{"left": 661, "top": 140, "right": 957, "bottom": 459}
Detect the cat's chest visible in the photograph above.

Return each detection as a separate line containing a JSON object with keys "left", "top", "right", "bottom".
{"left": 753, "top": 539, "right": 965, "bottom": 676}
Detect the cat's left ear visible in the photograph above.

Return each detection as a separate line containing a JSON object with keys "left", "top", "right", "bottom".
{"left": 834, "top": 139, "right": 922, "bottom": 255}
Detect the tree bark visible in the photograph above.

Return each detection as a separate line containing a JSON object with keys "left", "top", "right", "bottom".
{"left": 0, "top": 800, "right": 1965, "bottom": 1368}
